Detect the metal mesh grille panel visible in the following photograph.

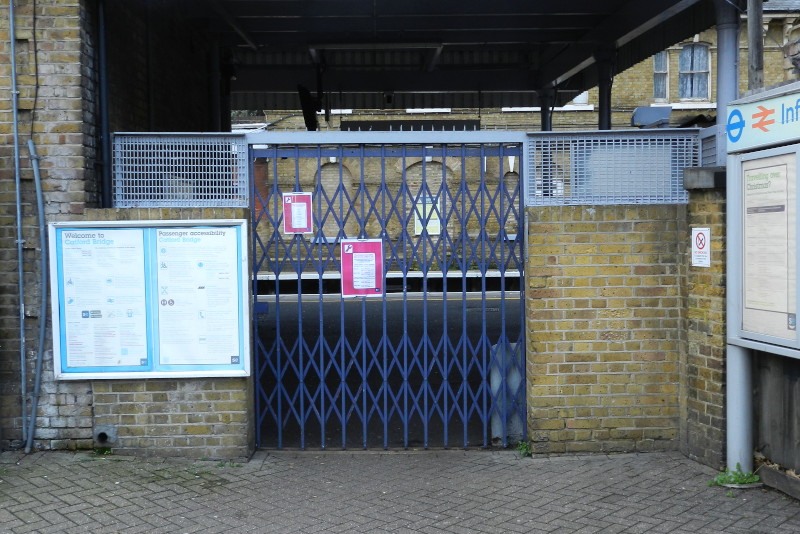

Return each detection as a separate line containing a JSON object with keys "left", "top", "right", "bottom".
{"left": 527, "top": 130, "right": 698, "bottom": 206}
{"left": 113, "top": 134, "right": 248, "bottom": 207}
{"left": 699, "top": 126, "right": 720, "bottom": 167}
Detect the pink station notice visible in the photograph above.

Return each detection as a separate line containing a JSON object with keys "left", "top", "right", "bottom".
{"left": 282, "top": 192, "right": 313, "bottom": 234}
{"left": 340, "top": 239, "right": 384, "bottom": 297}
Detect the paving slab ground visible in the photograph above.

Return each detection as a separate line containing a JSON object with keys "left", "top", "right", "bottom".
{"left": 1, "top": 449, "right": 799, "bottom": 533}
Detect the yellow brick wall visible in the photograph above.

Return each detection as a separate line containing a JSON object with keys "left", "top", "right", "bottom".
{"left": 0, "top": 0, "right": 96, "bottom": 451}
{"left": 526, "top": 205, "right": 686, "bottom": 453}
{"left": 681, "top": 189, "right": 726, "bottom": 468}
{"left": 91, "top": 378, "right": 251, "bottom": 459}
{"left": 79, "top": 208, "right": 253, "bottom": 459}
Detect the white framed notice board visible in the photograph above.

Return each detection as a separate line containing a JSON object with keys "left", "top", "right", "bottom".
{"left": 49, "top": 219, "right": 250, "bottom": 379}
{"left": 728, "top": 143, "right": 800, "bottom": 354}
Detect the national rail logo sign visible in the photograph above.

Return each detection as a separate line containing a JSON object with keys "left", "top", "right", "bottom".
{"left": 752, "top": 105, "right": 776, "bottom": 132}
{"left": 728, "top": 88, "right": 800, "bottom": 153}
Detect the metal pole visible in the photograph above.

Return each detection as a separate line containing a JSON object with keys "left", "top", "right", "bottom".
{"left": 716, "top": 0, "right": 750, "bottom": 472}
{"left": 537, "top": 88, "right": 553, "bottom": 131}
{"left": 211, "top": 41, "right": 222, "bottom": 131}
{"left": 747, "top": 0, "right": 764, "bottom": 91}
{"left": 715, "top": 0, "right": 741, "bottom": 165}
{"left": 595, "top": 50, "right": 613, "bottom": 130}
{"left": 726, "top": 344, "right": 753, "bottom": 472}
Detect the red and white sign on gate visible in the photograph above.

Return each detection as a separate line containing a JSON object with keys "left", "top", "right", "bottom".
{"left": 282, "top": 192, "right": 313, "bottom": 234}
{"left": 691, "top": 227, "right": 711, "bottom": 267}
{"left": 340, "top": 239, "right": 384, "bottom": 297}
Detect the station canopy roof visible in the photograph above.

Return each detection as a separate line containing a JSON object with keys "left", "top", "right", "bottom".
{"left": 201, "top": 0, "right": 733, "bottom": 111}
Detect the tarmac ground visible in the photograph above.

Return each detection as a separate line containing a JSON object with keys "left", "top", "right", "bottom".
{"left": 2, "top": 449, "right": 800, "bottom": 533}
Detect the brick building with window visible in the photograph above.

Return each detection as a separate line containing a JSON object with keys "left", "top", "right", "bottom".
{"left": 251, "top": 4, "right": 800, "bottom": 133}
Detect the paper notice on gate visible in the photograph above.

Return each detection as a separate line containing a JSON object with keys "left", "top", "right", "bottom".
{"left": 352, "top": 253, "right": 376, "bottom": 289}
{"left": 414, "top": 196, "right": 441, "bottom": 236}
{"left": 291, "top": 201, "right": 307, "bottom": 229}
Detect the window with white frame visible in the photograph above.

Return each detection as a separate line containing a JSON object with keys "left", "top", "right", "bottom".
{"left": 653, "top": 51, "right": 668, "bottom": 101}
{"left": 571, "top": 91, "right": 589, "bottom": 105}
{"left": 678, "top": 43, "right": 709, "bottom": 100}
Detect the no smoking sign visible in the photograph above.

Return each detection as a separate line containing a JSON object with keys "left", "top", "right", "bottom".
{"left": 695, "top": 232, "right": 706, "bottom": 250}
{"left": 691, "top": 228, "right": 711, "bottom": 267}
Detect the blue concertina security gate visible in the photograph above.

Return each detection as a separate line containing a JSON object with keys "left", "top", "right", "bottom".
{"left": 251, "top": 134, "right": 525, "bottom": 449}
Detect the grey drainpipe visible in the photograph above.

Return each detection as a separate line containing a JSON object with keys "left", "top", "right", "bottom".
{"left": 9, "top": 0, "right": 29, "bottom": 445}
{"left": 25, "top": 140, "right": 47, "bottom": 454}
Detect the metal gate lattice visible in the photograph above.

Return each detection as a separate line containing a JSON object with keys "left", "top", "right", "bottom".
{"left": 252, "top": 141, "right": 526, "bottom": 449}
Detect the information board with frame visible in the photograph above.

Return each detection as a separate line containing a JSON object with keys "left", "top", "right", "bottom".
{"left": 49, "top": 219, "right": 250, "bottom": 379}
{"left": 729, "top": 144, "right": 800, "bottom": 354}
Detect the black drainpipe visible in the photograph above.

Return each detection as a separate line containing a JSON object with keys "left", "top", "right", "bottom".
{"left": 98, "top": 0, "right": 112, "bottom": 208}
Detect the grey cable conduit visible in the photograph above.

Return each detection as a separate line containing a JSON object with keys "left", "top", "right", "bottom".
{"left": 25, "top": 140, "right": 47, "bottom": 454}
{"left": 9, "top": 0, "right": 29, "bottom": 445}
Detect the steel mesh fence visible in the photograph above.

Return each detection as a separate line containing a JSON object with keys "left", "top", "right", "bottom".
{"left": 113, "top": 130, "right": 698, "bottom": 209}
{"left": 113, "top": 134, "right": 248, "bottom": 208}
{"left": 527, "top": 130, "right": 699, "bottom": 206}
